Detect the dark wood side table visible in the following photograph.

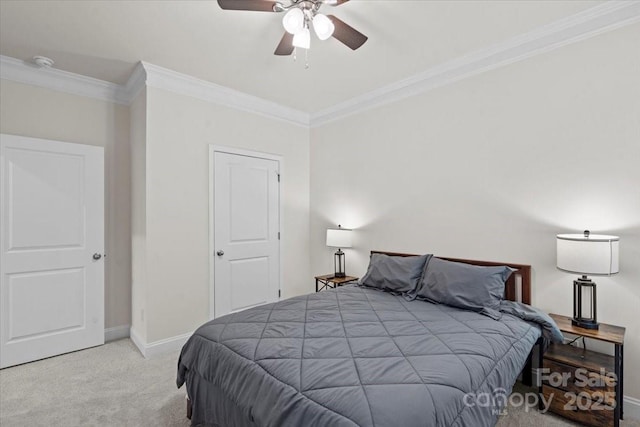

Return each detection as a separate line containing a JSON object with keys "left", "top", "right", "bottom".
{"left": 315, "top": 274, "right": 359, "bottom": 292}
{"left": 542, "top": 313, "right": 625, "bottom": 427}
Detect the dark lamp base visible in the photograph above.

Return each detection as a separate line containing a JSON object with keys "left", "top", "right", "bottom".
{"left": 334, "top": 272, "right": 346, "bottom": 278}
{"left": 572, "top": 318, "right": 599, "bottom": 330}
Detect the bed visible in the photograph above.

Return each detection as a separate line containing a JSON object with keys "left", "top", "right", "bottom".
{"left": 177, "top": 251, "right": 560, "bottom": 427}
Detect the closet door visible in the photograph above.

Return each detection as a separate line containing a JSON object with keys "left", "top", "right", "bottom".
{"left": 212, "top": 150, "right": 280, "bottom": 318}
{"left": 1, "top": 134, "right": 104, "bottom": 368}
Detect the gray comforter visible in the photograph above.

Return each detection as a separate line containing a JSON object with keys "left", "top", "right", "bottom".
{"left": 177, "top": 285, "right": 549, "bottom": 427}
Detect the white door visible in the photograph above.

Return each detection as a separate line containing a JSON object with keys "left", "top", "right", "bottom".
{"left": 212, "top": 150, "right": 280, "bottom": 318}
{"left": 0, "top": 134, "right": 104, "bottom": 369}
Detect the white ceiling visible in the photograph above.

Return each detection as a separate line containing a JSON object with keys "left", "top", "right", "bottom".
{"left": 0, "top": 0, "right": 603, "bottom": 112}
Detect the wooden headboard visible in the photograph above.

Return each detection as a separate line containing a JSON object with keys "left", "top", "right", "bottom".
{"left": 371, "top": 251, "right": 532, "bottom": 305}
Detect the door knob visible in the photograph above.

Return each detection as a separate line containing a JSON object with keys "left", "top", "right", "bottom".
{"left": 217, "top": 250, "right": 224, "bottom": 256}
{"left": 92, "top": 253, "right": 102, "bottom": 260}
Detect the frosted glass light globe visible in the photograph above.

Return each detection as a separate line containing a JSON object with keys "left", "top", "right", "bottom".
{"left": 313, "top": 13, "right": 334, "bottom": 40}
{"left": 292, "top": 27, "right": 310, "bottom": 49}
{"left": 282, "top": 8, "right": 304, "bottom": 34}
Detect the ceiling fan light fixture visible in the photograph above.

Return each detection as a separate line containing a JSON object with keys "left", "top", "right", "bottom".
{"left": 282, "top": 8, "right": 304, "bottom": 34}
{"left": 292, "top": 27, "right": 311, "bottom": 49}
{"left": 217, "top": 0, "right": 367, "bottom": 58}
{"left": 312, "top": 13, "right": 334, "bottom": 40}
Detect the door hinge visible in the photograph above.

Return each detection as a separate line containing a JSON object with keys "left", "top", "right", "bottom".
{"left": 278, "top": 232, "right": 280, "bottom": 240}
{"left": 278, "top": 289, "right": 281, "bottom": 298}
{"left": 277, "top": 172, "right": 280, "bottom": 182}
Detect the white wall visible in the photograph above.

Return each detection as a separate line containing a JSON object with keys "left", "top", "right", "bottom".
{"left": 0, "top": 79, "right": 132, "bottom": 331}
{"left": 133, "top": 86, "right": 310, "bottom": 343}
{"left": 310, "top": 23, "right": 640, "bottom": 400}
{"left": 130, "top": 88, "right": 147, "bottom": 341}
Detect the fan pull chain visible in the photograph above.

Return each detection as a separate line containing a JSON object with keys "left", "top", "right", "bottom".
{"left": 291, "top": 47, "right": 310, "bottom": 69}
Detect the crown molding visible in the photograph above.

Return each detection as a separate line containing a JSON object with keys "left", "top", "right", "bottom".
{"left": 1, "top": 1, "right": 638, "bottom": 127}
{"left": 122, "top": 62, "right": 147, "bottom": 104}
{"left": 0, "top": 55, "right": 309, "bottom": 126}
{"left": 140, "top": 62, "right": 310, "bottom": 127}
{"left": 310, "top": 0, "right": 640, "bottom": 127}
{"left": 0, "top": 55, "right": 130, "bottom": 105}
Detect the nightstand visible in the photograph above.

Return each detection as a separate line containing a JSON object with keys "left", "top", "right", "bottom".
{"left": 542, "top": 313, "right": 625, "bottom": 427}
{"left": 315, "top": 274, "right": 358, "bottom": 292}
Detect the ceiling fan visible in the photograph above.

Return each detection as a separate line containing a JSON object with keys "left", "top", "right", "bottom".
{"left": 217, "top": 0, "right": 368, "bottom": 55}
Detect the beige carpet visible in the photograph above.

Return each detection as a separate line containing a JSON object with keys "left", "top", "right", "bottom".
{"left": 0, "top": 339, "right": 638, "bottom": 427}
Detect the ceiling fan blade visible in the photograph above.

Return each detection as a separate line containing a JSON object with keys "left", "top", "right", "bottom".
{"left": 274, "top": 32, "right": 294, "bottom": 56}
{"left": 327, "top": 15, "right": 368, "bottom": 50}
{"left": 217, "top": 0, "right": 278, "bottom": 12}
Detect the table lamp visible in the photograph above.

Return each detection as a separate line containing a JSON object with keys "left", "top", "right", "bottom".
{"left": 556, "top": 230, "right": 619, "bottom": 330}
{"left": 326, "top": 225, "right": 352, "bottom": 278}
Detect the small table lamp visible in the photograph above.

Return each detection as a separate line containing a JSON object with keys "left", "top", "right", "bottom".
{"left": 326, "top": 225, "right": 352, "bottom": 278}
{"left": 556, "top": 230, "right": 619, "bottom": 330}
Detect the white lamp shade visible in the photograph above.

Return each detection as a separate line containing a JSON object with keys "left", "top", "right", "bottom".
{"left": 312, "top": 13, "right": 335, "bottom": 40}
{"left": 292, "top": 27, "right": 310, "bottom": 49}
{"left": 326, "top": 228, "right": 352, "bottom": 248}
{"left": 282, "top": 8, "right": 304, "bottom": 34}
{"left": 557, "top": 233, "right": 619, "bottom": 275}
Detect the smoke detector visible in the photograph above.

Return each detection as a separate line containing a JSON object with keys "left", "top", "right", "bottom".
{"left": 32, "top": 56, "right": 54, "bottom": 68}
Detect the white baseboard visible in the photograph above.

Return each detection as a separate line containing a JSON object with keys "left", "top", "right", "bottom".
{"left": 530, "top": 368, "right": 640, "bottom": 421}
{"left": 624, "top": 396, "right": 640, "bottom": 421}
{"left": 145, "top": 331, "right": 193, "bottom": 358}
{"left": 129, "top": 327, "right": 146, "bottom": 357}
{"left": 104, "top": 325, "right": 130, "bottom": 342}
{"left": 128, "top": 327, "right": 193, "bottom": 359}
